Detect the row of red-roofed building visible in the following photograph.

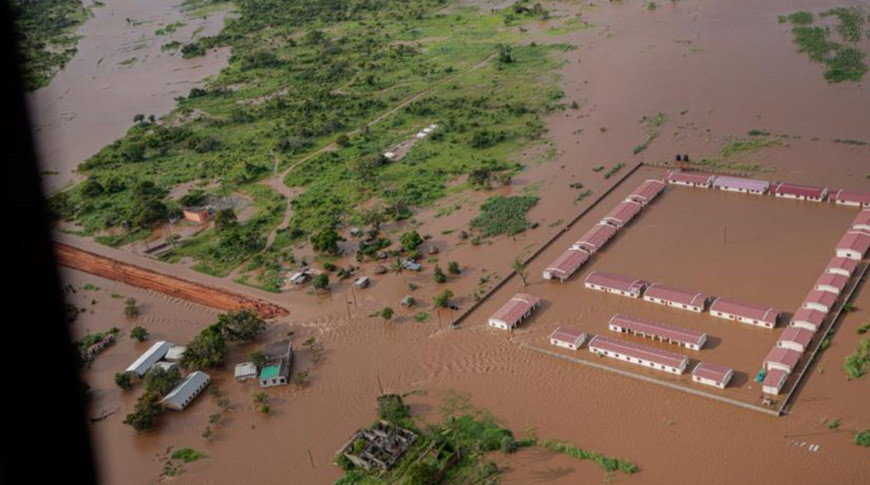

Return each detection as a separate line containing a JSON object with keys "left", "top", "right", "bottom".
{"left": 583, "top": 271, "right": 781, "bottom": 329}
{"left": 762, "top": 209, "right": 870, "bottom": 396}
{"left": 542, "top": 179, "right": 666, "bottom": 282}
{"left": 667, "top": 170, "right": 870, "bottom": 208}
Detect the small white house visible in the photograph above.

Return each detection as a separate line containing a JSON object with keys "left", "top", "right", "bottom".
{"left": 762, "top": 369, "right": 788, "bottom": 395}
{"left": 549, "top": 327, "right": 586, "bottom": 350}
{"left": 777, "top": 327, "right": 813, "bottom": 353}
{"left": 164, "top": 345, "right": 186, "bottom": 362}
{"left": 691, "top": 362, "right": 734, "bottom": 389}
{"left": 125, "top": 341, "right": 173, "bottom": 377}
{"left": 234, "top": 362, "right": 258, "bottom": 381}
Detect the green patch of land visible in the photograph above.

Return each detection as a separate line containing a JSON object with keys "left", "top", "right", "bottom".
{"left": 469, "top": 195, "right": 538, "bottom": 238}
{"left": 782, "top": 7, "right": 868, "bottom": 83}
{"left": 49, "top": 0, "right": 576, "bottom": 277}
{"left": 844, "top": 338, "right": 869, "bottom": 379}
{"left": 10, "top": 0, "right": 90, "bottom": 90}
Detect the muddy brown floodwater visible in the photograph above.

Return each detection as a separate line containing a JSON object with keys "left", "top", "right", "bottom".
{"left": 27, "top": 0, "right": 231, "bottom": 195}
{"left": 57, "top": 0, "right": 870, "bottom": 484}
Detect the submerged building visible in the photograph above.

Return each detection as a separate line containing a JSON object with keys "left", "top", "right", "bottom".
{"left": 691, "top": 362, "right": 734, "bottom": 389}
{"left": 162, "top": 371, "right": 210, "bottom": 411}
{"left": 608, "top": 313, "right": 707, "bottom": 350}
{"left": 627, "top": 179, "right": 666, "bottom": 206}
{"left": 572, "top": 223, "right": 618, "bottom": 254}
{"left": 542, "top": 248, "right": 589, "bottom": 282}
{"left": 643, "top": 283, "right": 707, "bottom": 313}
{"left": 771, "top": 182, "right": 828, "bottom": 202}
{"left": 488, "top": 293, "right": 541, "bottom": 330}
{"left": 550, "top": 327, "right": 587, "bottom": 351}
{"left": 709, "top": 297, "right": 779, "bottom": 329}
{"left": 584, "top": 271, "right": 647, "bottom": 298}
{"left": 712, "top": 176, "right": 769, "bottom": 195}
{"left": 588, "top": 335, "right": 689, "bottom": 375}
{"left": 125, "top": 341, "right": 173, "bottom": 377}
{"left": 667, "top": 170, "right": 715, "bottom": 188}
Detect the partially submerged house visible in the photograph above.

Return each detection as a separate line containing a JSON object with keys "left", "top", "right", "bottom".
{"left": 790, "top": 307, "right": 826, "bottom": 333}
{"left": 162, "top": 371, "right": 210, "bottom": 411}
{"left": 643, "top": 283, "right": 707, "bottom": 313}
{"left": 826, "top": 255, "right": 859, "bottom": 277}
{"left": 82, "top": 334, "right": 115, "bottom": 362}
{"left": 354, "top": 276, "right": 371, "bottom": 288}
{"left": 802, "top": 289, "right": 837, "bottom": 313}
{"left": 771, "top": 182, "right": 828, "bottom": 202}
{"left": 488, "top": 293, "right": 541, "bottom": 330}
{"left": 234, "top": 362, "right": 258, "bottom": 381}
{"left": 712, "top": 176, "right": 769, "bottom": 195}
{"left": 851, "top": 209, "right": 870, "bottom": 231}
{"left": 259, "top": 339, "right": 294, "bottom": 388}
{"left": 608, "top": 313, "right": 707, "bottom": 350}
{"left": 125, "top": 341, "right": 173, "bottom": 377}
{"left": 777, "top": 326, "right": 814, "bottom": 353}
{"left": 627, "top": 179, "right": 665, "bottom": 206}
{"left": 764, "top": 347, "right": 801, "bottom": 374}
{"left": 542, "top": 248, "right": 589, "bottom": 282}
{"left": 584, "top": 271, "right": 647, "bottom": 298}
{"left": 691, "top": 362, "right": 734, "bottom": 389}
{"left": 835, "top": 230, "right": 870, "bottom": 260}
{"left": 572, "top": 223, "right": 617, "bottom": 254}
{"left": 164, "top": 345, "right": 185, "bottom": 362}
{"left": 601, "top": 200, "right": 642, "bottom": 228}
{"left": 762, "top": 368, "right": 789, "bottom": 395}
{"left": 814, "top": 272, "right": 848, "bottom": 295}
{"left": 667, "top": 170, "right": 715, "bottom": 188}
{"left": 337, "top": 421, "right": 417, "bottom": 471}
{"left": 550, "top": 327, "right": 587, "bottom": 350}
{"left": 588, "top": 335, "right": 689, "bottom": 375}
{"left": 709, "top": 297, "right": 779, "bottom": 329}
{"left": 831, "top": 189, "right": 870, "bottom": 208}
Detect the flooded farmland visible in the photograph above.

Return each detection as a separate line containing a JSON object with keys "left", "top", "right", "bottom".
{"left": 45, "top": 0, "right": 870, "bottom": 483}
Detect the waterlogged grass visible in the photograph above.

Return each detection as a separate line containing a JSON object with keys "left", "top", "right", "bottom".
{"left": 844, "top": 338, "right": 869, "bottom": 380}
{"left": 720, "top": 135, "right": 783, "bottom": 158}
{"left": 783, "top": 7, "right": 868, "bottom": 82}
{"left": 470, "top": 195, "right": 538, "bottom": 238}
{"left": 10, "top": 0, "right": 91, "bottom": 90}
{"left": 50, "top": 0, "right": 574, "bottom": 275}
{"left": 171, "top": 447, "right": 207, "bottom": 463}
{"left": 542, "top": 439, "right": 638, "bottom": 474}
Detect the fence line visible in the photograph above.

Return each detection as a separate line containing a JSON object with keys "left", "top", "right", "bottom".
{"left": 449, "top": 161, "right": 645, "bottom": 328}
{"left": 521, "top": 343, "right": 781, "bottom": 416}
{"left": 777, "top": 260, "right": 870, "bottom": 414}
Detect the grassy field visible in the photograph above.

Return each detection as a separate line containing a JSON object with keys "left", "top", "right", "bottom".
{"left": 781, "top": 7, "right": 868, "bottom": 83}
{"left": 10, "top": 0, "right": 90, "bottom": 90}
{"left": 48, "top": 0, "right": 579, "bottom": 279}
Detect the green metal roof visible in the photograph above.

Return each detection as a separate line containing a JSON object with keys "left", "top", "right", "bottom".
{"left": 259, "top": 365, "right": 281, "bottom": 379}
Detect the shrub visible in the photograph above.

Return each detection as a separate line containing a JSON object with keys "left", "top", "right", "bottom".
{"left": 376, "top": 394, "right": 409, "bottom": 423}
{"left": 114, "top": 372, "right": 133, "bottom": 390}
{"left": 855, "top": 430, "right": 870, "bottom": 447}
{"left": 130, "top": 326, "right": 149, "bottom": 342}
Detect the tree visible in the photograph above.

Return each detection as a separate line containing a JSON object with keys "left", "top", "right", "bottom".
{"left": 496, "top": 43, "right": 514, "bottom": 64}
{"left": 376, "top": 394, "right": 410, "bottom": 423}
{"left": 399, "top": 230, "right": 424, "bottom": 250}
{"left": 252, "top": 392, "right": 270, "bottom": 414}
{"left": 311, "top": 227, "right": 342, "bottom": 254}
{"left": 214, "top": 208, "right": 238, "bottom": 231}
{"left": 336, "top": 134, "right": 350, "bottom": 147}
{"left": 144, "top": 366, "right": 182, "bottom": 396}
{"left": 312, "top": 273, "right": 330, "bottom": 291}
{"left": 448, "top": 261, "right": 461, "bottom": 275}
{"left": 180, "top": 324, "right": 227, "bottom": 369}
{"left": 512, "top": 258, "right": 528, "bottom": 286}
{"left": 114, "top": 372, "right": 133, "bottom": 390}
{"left": 434, "top": 289, "right": 454, "bottom": 308}
{"left": 217, "top": 310, "right": 265, "bottom": 342}
{"left": 433, "top": 265, "right": 447, "bottom": 284}
{"left": 124, "top": 297, "right": 139, "bottom": 317}
{"left": 380, "top": 307, "right": 394, "bottom": 323}
{"left": 360, "top": 204, "right": 387, "bottom": 230}
{"left": 405, "top": 462, "right": 439, "bottom": 485}
{"left": 250, "top": 350, "right": 266, "bottom": 368}
{"left": 130, "top": 326, "right": 149, "bottom": 342}
{"left": 123, "top": 392, "right": 163, "bottom": 432}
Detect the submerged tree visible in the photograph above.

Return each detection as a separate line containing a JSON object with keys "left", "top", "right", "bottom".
{"left": 512, "top": 258, "right": 528, "bottom": 286}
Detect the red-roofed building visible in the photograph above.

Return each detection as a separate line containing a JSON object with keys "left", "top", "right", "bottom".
{"left": 814, "top": 272, "right": 848, "bottom": 295}
{"left": 762, "top": 368, "right": 789, "bottom": 395}
{"left": 771, "top": 182, "right": 828, "bottom": 202}
{"left": 543, "top": 248, "right": 590, "bottom": 282}
{"left": 831, "top": 189, "right": 870, "bottom": 208}
{"left": 709, "top": 297, "right": 779, "bottom": 329}
{"left": 777, "top": 327, "right": 814, "bottom": 352}
{"left": 826, "top": 256, "right": 859, "bottom": 277}
{"left": 587, "top": 335, "right": 689, "bottom": 374}
{"left": 643, "top": 283, "right": 707, "bottom": 313}
{"left": 572, "top": 223, "right": 618, "bottom": 253}
{"left": 851, "top": 209, "right": 870, "bottom": 231}
{"left": 550, "top": 327, "right": 587, "bottom": 350}
{"left": 627, "top": 179, "right": 665, "bottom": 206}
{"left": 601, "top": 200, "right": 642, "bottom": 229}
{"left": 802, "top": 290, "right": 837, "bottom": 313}
{"left": 790, "top": 308, "right": 826, "bottom": 333}
{"left": 692, "top": 362, "right": 734, "bottom": 389}
{"left": 584, "top": 272, "right": 647, "bottom": 298}
{"left": 836, "top": 230, "right": 870, "bottom": 260}
{"left": 608, "top": 313, "right": 707, "bottom": 350}
{"left": 764, "top": 347, "right": 801, "bottom": 373}
{"left": 488, "top": 293, "right": 540, "bottom": 330}
{"left": 667, "top": 170, "right": 715, "bottom": 188}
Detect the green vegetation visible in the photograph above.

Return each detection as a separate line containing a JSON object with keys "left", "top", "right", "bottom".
{"left": 857, "top": 323, "right": 870, "bottom": 334}
{"left": 10, "top": 0, "right": 90, "bottom": 90}
{"left": 783, "top": 7, "right": 868, "bottom": 82}
{"left": 855, "top": 430, "right": 870, "bottom": 447}
{"left": 720, "top": 135, "right": 783, "bottom": 158}
{"left": 542, "top": 439, "right": 638, "bottom": 474}
{"left": 180, "top": 310, "right": 265, "bottom": 369}
{"left": 414, "top": 311, "right": 429, "bottom": 323}
{"left": 470, "top": 195, "right": 538, "bottom": 238}
{"left": 512, "top": 258, "right": 528, "bottom": 286}
{"left": 171, "top": 447, "right": 207, "bottom": 463}
{"left": 124, "top": 297, "right": 139, "bottom": 317}
{"left": 378, "top": 306, "right": 395, "bottom": 322}
{"left": 49, "top": 0, "right": 572, "bottom": 278}
{"left": 434, "top": 288, "right": 454, "bottom": 308}
{"left": 604, "top": 162, "right": 626, "bottom": 179}
{"left": 130, "top": 326, "right": 149, "bottom": 342}
{"left": 844, "top": 338, "right": 869, "bottom": 379}
{"left": 76, "top": 327, "right": 119, "bottom": 352}
{"left": 114, "top": 371, "right": 133, "bottom": 390}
